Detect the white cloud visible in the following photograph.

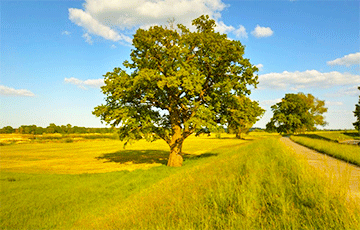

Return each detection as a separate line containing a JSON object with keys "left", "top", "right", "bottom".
{"left": 64, "top": 77, "right": 104, "bottom": 89}
{"left": 256, "top": 63, "right": 264, "bottom": 71}
{"left": 69, "top": 0, "right": 228, "bottom": 44}
{"left": 258, "top": 70, "right": 360, "bottom": 90}
{"left": 69, "top": 8, "right": 132, "bottom": 44}
{"left": 110, "top": 44, "right": 117, "bottom": 49}
{"left": 327, "top": 52, "right": 360, "bottom": 67}
{"left": 0, "top": 85, "right": 35, "bottom": 97}
{"left": 82, "top": 33, "right": 93, "bottom": 44}
{"left": 251, "top": 24, "right": 274, "bottom": 38}
{"left": 335, "top": 85, "right": 360, "bottom": 97}
{"left": 215, "top": 21, "right": 235, "bottom": 34}
{"left": 326, "top": 101, "right": 343, "bottom": 106}
{"left": 260, "top": 98, "right": 281, "bottom": 106}
{"left": 62, "top": 30, "right": 71, "bottom": 36}
{"left": 234, "top": 25, "right": 248, "bottom": 38}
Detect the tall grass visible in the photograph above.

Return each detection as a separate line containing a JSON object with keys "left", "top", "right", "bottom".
{"left": 291, "top": 135, "right": 360, "bottom": 166}
{"left": 1, "top": 136, "right": 359, "bottom": 229}
{"left": 78, "top": 137, "right": 360, "bottom": 229}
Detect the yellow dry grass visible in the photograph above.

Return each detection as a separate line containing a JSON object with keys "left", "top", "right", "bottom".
{"left": 0, "top": 134, "right": 247, "bottom": 174}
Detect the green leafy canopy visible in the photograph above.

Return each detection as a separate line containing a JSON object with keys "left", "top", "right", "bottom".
{"left": 93, "top": 15, "right": 259, "bottom": 150}
{"left": 266, "top": 93, "right": 327, "bottom": 134}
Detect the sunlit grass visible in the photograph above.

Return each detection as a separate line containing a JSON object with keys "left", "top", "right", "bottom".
{"left": 290, "top": 135, "right": 360, "bottom": 166}
{"left": 301, "top": 130, "right": 360, "bottom": 142}
{"left": 1, "top": 135, "right": 359, "bottom": 229}
{"left": 78, "top": 137, "right": 360, "bottom": 229}
{"left": 0, "top": 134, "right": 246, "bottom": 174}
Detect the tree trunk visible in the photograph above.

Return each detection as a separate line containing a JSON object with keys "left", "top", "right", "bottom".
{"left": 167, "top": 124, "right": 184, "bottom": 167}
{"left": 167, "top": 144, "right": 183, "bottom": 167}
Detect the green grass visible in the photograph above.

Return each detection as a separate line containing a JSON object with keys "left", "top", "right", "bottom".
{"left": 1, "top": 135, "right": 359, "bottom": 229}
{"left": 0, "top": 134, "right": 246, "bottom": 174}
{"left": 298, "top": 130, "right": 360, "bottom": 142}
{"left": 290, "top": 135, "right": 360, "bottom": 166}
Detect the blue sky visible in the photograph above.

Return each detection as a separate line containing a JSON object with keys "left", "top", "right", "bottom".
{"left": 1, "top": 0, "right": 359, "bottom": 129}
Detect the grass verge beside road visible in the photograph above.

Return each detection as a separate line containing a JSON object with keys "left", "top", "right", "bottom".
{"left": 290, "top": 135, "right": 360, "bottom": 166}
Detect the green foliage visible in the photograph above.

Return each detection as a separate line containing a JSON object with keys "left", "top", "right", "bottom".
{"left": 93, "top": 15, "right": 258, "bottom": 165}
{"left": 266, "top": 93, "right": 327, "bottom": 134}
{"left": 290, "top": 135, "right": 360, "bottom": 166}
{"left": 1, "top": 123, "right": 116, "bottom": 135}
{"left": 0, "top": 126, "right": 14, "bottom": 134}
{"left": 353, "top": 86, "right": 360, "bottom": 132}
{"left": 227, "top": 95, "right": 265, "bottom": 138}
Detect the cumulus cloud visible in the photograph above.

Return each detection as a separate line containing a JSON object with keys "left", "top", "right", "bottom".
{"left": 64, "top": 77, "right": 104, "bottom": 89}
{"left": 0, "top": 85, "right": 35, "bottom": 97}
{"left": 258, "top": 70, "right": 360, "bottom": 90}
{"left": 255, "top": 63, "right": 264, "bottom": 71}
{"left": 233, "top": 25, "right": 248, "bottom": 38}
{"left": 327, "top": 52, "right": 360, "bottom": 67}
{"left": 334, "top": 85, "right": 360, "bottom": 97}
{"left": 215, "top": 21, "right": 235, "bottom": 34}
{"left": 260, "top": 98, "right": 281, "bottom": 106}
{"left": 69, "top": 0, "right": 230, "bottom": 45}
{"left": 251, "top": 25, "right": 274, "bottom": 38}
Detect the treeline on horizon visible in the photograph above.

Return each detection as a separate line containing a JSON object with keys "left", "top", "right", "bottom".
{"left": 0, "top": 124, "right": 115, "bottom": 135}
{"left": 0, "top": 124, "right": 355, "bottom": 135}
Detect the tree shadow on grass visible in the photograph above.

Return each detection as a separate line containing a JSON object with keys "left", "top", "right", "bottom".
{"left": 297, "top": 134, "right": 334, "bottom": 142}
{"left": 342, "top": 132, "right": 360, "bottom": 139}
{"left": 96, "top": 150, "right": 218, "bottom": 165}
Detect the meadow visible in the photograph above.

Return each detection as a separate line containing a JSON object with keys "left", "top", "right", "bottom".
{"left": 296, "top": 130, "right": 360, "bottom": 142}
{"left": 291, "top": 132, "right": 360, "bottom": 166}
{"left": 1, "top": 133, "right": 359, "bottom": 229}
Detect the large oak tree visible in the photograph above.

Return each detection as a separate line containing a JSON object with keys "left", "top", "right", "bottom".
{"left": 93, "top": 15, "right": 259, "bottom": 167}
{"left": 266, "top": 93, "right": 327, "bottom": 134}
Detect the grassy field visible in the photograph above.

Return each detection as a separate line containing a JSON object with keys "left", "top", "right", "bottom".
{"left": 296, "top": 130, "right": 360, "bottom": 142}
{"left": 1, "top": 133, "right": 359, "bottom": 229}
{"left": 290, "top": 135, "right": 360, "bottom": 166}
{"left": 0, "top": 133, "right": 119, "bottom": 145}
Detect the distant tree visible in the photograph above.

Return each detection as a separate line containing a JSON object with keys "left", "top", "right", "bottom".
{"left": 0, "top": 126, "right": 14, "bottom": 134}
{"left": 93, "top": 15, "right": 259, "bottom": 167}
{"left": 266, "top": 93, "right": 327, "bottom": 134}
{"left": 353, "top": 86, "right": 360, "bottom": 133}
{"left": 46, "top": 123, "right": 61, "bottom": 133}
{"left": 35, "top": 126, "right": 44, "bottom": 135}
{"left": 227, "top": 96, "right": 265, "bottom": 139}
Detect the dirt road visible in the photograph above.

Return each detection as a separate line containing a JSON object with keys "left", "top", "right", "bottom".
{"left": 280, "top": 137, "right": 360, "bottom": 199}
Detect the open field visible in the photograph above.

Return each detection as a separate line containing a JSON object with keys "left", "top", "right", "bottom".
{"left": 0, "top": 134, "right": 246, "bottom": 174}
{"left": 1, "top": 134, "right": 359, "bottom": 229}
{"left": 298, "top": 130, "right": 360, "bottom": 142}
{"left": 290, "top": 135, "right": 360, "bottom": 166}
{"left": 0, "top": 133, "right": 119, "bottom": 146}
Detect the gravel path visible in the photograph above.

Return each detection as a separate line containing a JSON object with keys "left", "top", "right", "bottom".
{"left": 280, "top": 137, "right": 360, "bottom": 199}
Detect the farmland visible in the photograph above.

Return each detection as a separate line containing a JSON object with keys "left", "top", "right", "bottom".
{"left": 1, "top": 133, "right": 359, "bottom": 229}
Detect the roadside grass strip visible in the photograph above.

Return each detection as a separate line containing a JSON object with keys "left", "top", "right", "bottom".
{"left": 291, "top": 135, "right": 360, "bottom": 166}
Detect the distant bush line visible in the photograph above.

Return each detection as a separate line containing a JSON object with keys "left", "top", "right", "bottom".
{"left": 0, "top": 123, "right": 115, "bottom": 135}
